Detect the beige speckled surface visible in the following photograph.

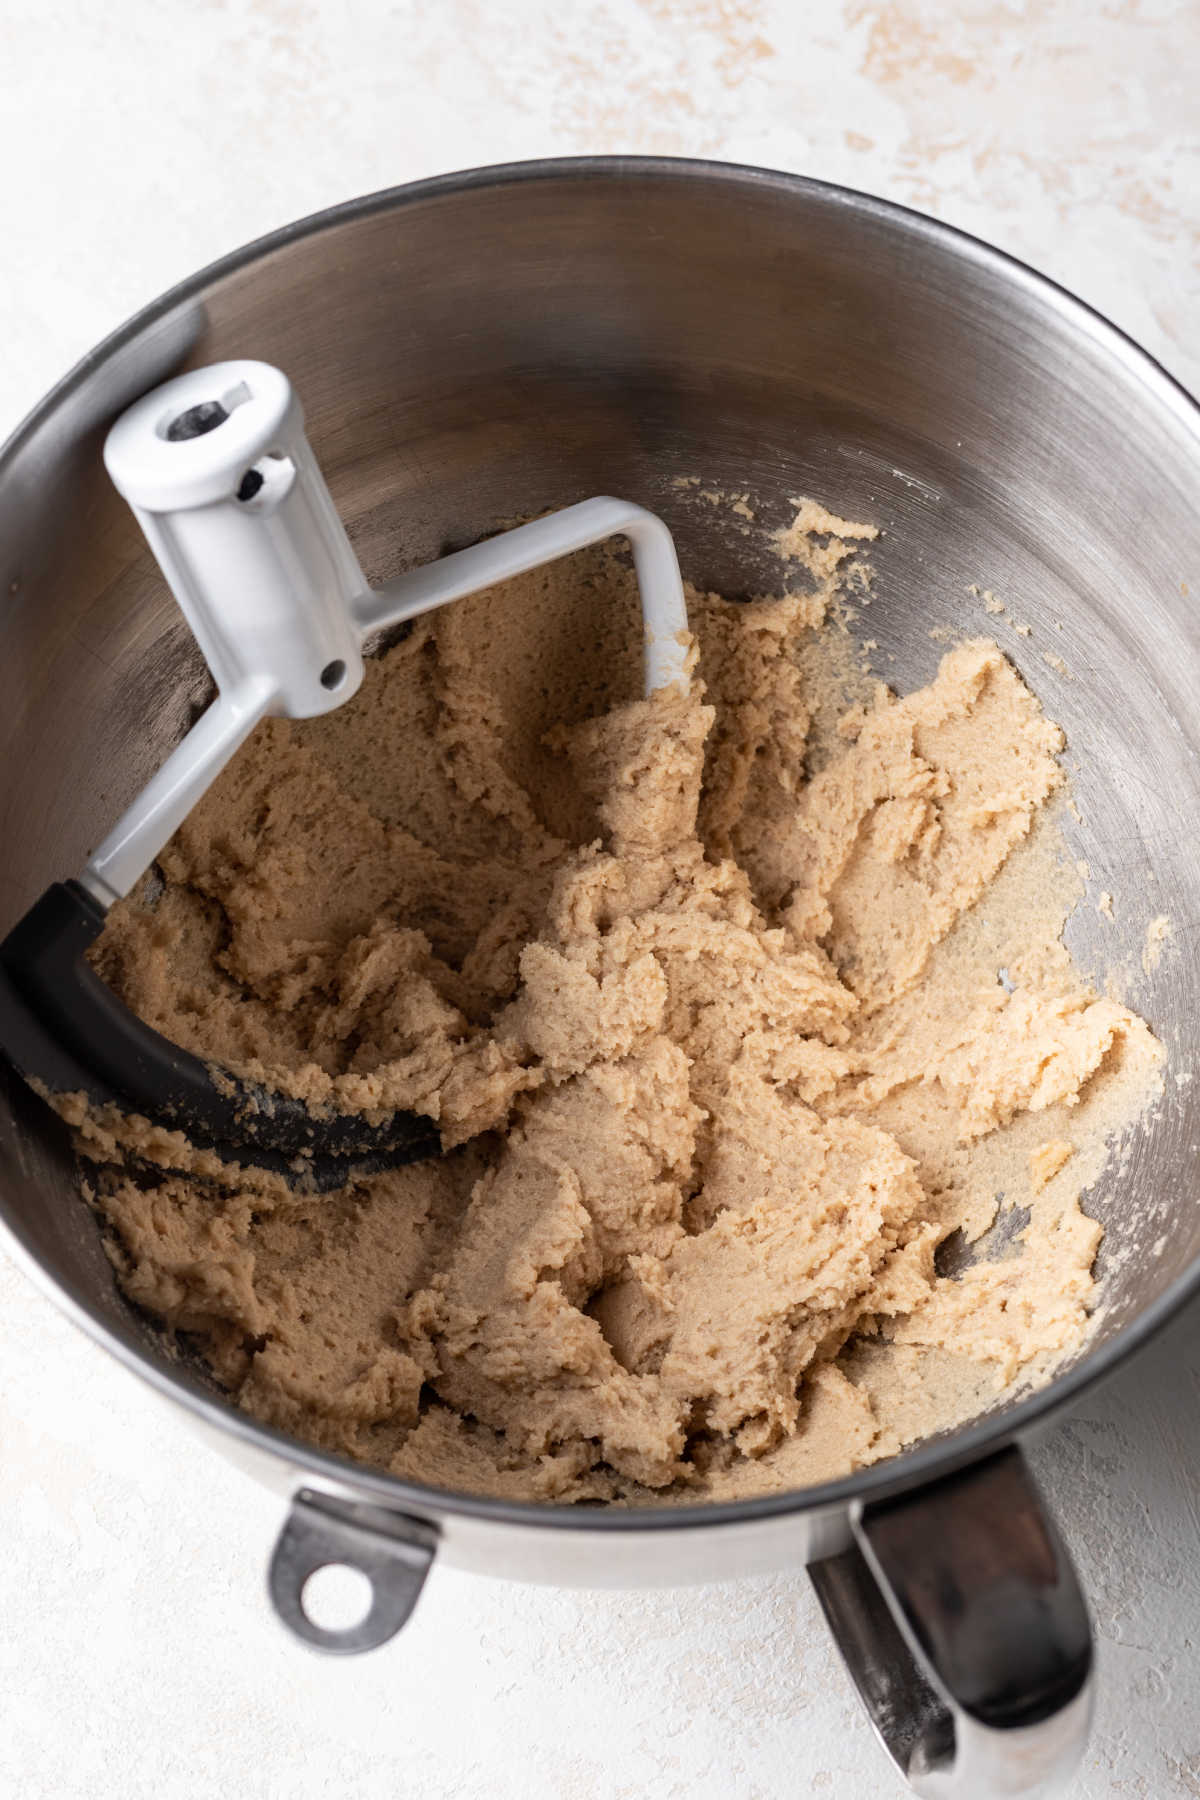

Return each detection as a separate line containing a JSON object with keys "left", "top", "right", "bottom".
{"left": 1, "top": 4, "right": 1199, "bottom": 1797}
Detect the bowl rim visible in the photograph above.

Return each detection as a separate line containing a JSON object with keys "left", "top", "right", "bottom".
{"left": 3, "top": 152, "right": 1199, "bottom": 1536}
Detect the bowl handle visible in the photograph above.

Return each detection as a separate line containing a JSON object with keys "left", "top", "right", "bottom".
{"left": 809, "top": 1444, "right": 1093, "bottom": 1797}
{"left": 267, "top": 1488, "right": 438, "bottom": 1655}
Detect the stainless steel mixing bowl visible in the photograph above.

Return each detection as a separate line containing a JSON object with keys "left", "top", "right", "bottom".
{"left": 2, "top": 158, "right": 1198, "bottom": 1799}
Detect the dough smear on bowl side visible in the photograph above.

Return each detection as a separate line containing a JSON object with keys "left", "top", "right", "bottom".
{"left": 75, "top": 503, "right": 1162, "bottom": 1503}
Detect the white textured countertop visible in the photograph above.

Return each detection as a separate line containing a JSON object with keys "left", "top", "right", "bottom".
{"left": 2, "top": 5, "right": 1198, "bottom": 1796}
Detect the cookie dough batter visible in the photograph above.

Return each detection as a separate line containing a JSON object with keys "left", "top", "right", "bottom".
{"left": 78, "top": 509, "right": 1161, "bottom": 1503}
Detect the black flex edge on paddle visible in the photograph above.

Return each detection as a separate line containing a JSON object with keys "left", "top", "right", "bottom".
{"left": 0, "top": 882, "right": 441, "bottom": 1189}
